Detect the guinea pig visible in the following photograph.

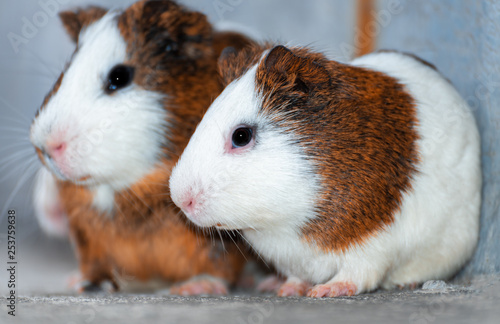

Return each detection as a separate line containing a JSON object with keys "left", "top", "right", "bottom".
{"left": 30, "top": 0, "right": 255, "bottom": 295}
{"left": 169, "top": 44, "right": 482, "bottom": 297}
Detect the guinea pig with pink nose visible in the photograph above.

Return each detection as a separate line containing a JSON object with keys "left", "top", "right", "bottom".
{"left": 30, "top": 0, "right": 255, "bottom": 294}
{"left": 169, "top": 44, "right": 482, "bottom": 298}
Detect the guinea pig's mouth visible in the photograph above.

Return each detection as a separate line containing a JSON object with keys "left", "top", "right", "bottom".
{"left": 180, "top": 206, "right": 248, "bottom": 231}
{"left": 183, "top": 210, "right": 221, "bottom": 229}
{"left": 44, "top": 156, "right": 70, "bottom": 181}
{"left": 189, "top": 214, "right": 245, "bottom": 231}
{"left": 215, "top": 223, "right": 252, "bottom": 231}
{"left": 43, "top": 154, "right": 93, "bottom": 185}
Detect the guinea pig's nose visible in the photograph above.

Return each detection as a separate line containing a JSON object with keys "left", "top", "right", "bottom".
{"left": 179, "top": 190, "right": 203, "bottom": 215}
{"left": 46, "top": 142, "right": 67, "bottom": 159}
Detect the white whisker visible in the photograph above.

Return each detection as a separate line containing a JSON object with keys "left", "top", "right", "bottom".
{"left": 0, "top": 160, "right": 40, "bottom": 219}
{"left": 0, "top": 96, "right": 33, "bottom": 124}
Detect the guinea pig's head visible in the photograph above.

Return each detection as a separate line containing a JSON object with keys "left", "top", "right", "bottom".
{"left": 169, "top": 45, "right": 332, "bottom": 231}
{"left": 30, "top": 0, "right": 213, "bottom": 191}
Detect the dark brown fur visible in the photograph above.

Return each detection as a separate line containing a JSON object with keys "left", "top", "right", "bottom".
{"left": 40, "top": 0, "right": 255, "bottom": 290}
{"left": 223, "top": 45, "right": 419, "bottom": 253}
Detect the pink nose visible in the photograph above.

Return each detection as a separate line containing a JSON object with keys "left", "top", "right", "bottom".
{"left": 180, "top": 190, "right": 203, "bottom": 215}
{"left": 181, "top": 196, "right": 196, "bottom": 214}
{"left": 47, "top": 142, "right": 67, "bottom": 159}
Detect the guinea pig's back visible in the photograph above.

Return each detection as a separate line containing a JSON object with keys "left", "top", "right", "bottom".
{"left": 350, "top": 51, "right": 482, "bottom": 286}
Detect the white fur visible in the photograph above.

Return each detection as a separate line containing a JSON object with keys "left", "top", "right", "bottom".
{"left": 169, "top": 51, "right": 481, "bottom": 294}
{"left": 33, "top": 167, "right": 69, "bottom": 237}
{"left": 91, "top": 184, "right": 116, "bottom": 214}
{"left": 30, "top": 12, "right": 167, "bottom": 213}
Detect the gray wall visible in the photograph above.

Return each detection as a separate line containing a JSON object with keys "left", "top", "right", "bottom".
{"left": 0, "top": 0, "right": 498, "bottom": 276}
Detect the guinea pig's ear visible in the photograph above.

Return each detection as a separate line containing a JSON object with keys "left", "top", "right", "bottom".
{"left": 264, "top": 45, "right": 331, "bottom": 94}
{"left": 218, "top": 46, "right": 239, "bottom": 84}
{"left": 218, "top": 44, "right": 265, "bottom": 86}
{"left": 213, "top": 31, "right": 255, "bottom": 58}
{"left": 59, "top": 7, "right": 107, "bottom": 43}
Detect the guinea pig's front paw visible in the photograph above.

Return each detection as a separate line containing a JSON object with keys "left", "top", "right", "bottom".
{"left": 397, "top": 282, "right": 419, "bottom": 290}
{"left": 169, "top": 275, "right": 228, "bottom": 296}
{"left": 307, "top": 281, "right": 357, "bottom": 298}
{"left": 67, "top": 272, "right": 83, "bottom": 291}
{"left": 256, "top": 275, "right": 285, "bottom": 293}
{"left": 277, "top": 277, "right": 311, "bottom": 297}
{"left": 68, "top": 273, "right": 117, "bottom": 294}
{"left": 78, "top": 280, "right": 117, "bottom": 294}
{"left": 79, "top": 281, "right": 103, "bottom": 293}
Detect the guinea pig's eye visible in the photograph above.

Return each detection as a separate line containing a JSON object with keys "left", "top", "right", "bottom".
{"left": 164, "top": 40, "right": 179, "bottom": 55}
{"left": 105, "top": 65, "right": 135, "bottom": 94}
{"left": 232, "top": 127, "right": 254, "bottom": 148}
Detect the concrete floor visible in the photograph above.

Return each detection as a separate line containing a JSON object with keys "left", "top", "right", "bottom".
{"left": 1, "top": 237, "right": 499, "bottom": 324}
{"left": 1, "top": 278, "right": 500, "bottom": 324}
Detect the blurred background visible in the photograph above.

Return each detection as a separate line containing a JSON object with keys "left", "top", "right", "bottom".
{"left": 0, "top": 0, "right": 499, "bottom": 295}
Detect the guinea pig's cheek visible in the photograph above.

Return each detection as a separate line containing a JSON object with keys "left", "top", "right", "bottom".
{"left": 52, "top": 157, "right": 78, "bottom": 180}
{"left": 49, "top": 144, "right": 90, "bottom": 181}
{"left": 66, "top": 139, "right": 96, "bottom": 173}
{"left": 184, "top": 200, "right": 221, "bottom": 228}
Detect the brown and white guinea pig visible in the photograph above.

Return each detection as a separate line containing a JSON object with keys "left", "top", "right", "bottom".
{"left": 169, "top": 44, "right": 482, "bottom": 298}
{"left": 30, "top": 0, "right": 256, "bottom": 294}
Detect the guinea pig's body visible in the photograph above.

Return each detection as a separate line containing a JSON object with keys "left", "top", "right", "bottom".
{"left": 30, "top": 0, "right": 254, "bottom": 294}
{"left": 58, "top": 163, "right": 244, "bottom": 292}
{"left": 169, "top": 45, "right": 482, "bottom": 297}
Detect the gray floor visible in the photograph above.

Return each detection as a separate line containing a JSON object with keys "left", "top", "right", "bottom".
{"left": 1, "top": 238, "right": 499, "bottom": 324}
{"left": 1, "top": 278, "right": 500, "bottom": 324}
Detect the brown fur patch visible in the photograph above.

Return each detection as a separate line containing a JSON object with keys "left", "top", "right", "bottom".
{"left": 43, "top": 0, "right": 255, "bottom": 288}
{"left": 218, "top": 43, "right": 271, "bottom": 86}
{"left": 117, "top": 0, "right": 254, "bottom": 160}
{"left": 253, "top": 46, "right": 420, "bottom": 252}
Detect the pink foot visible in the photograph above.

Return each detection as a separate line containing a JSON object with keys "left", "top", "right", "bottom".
{"left": 398, "top": 282, "right": 419, "bottom": 290}
{"left": 67, "top": 272, "right": 86, "bottom": 292}
{"left": 307, "top": 281, "right": 357, "bottom": 298}
{"left": 257, "top": 275, "right": 285, "bottom": 293}
{"left": 277, "top": 278, "right": 311, "bottom": 297}
{"left": 170, "top": 276, "right": 228, "bottom": 296}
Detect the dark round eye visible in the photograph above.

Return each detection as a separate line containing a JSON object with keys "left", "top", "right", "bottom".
{"left": 232, "top": 127, "right": 253, "bottom": 148}
{"left": 105, "top": 65, "right": 134, "bottom": 94}
{"left": 164, "top": 40, "right": 179, "bottom": 55}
